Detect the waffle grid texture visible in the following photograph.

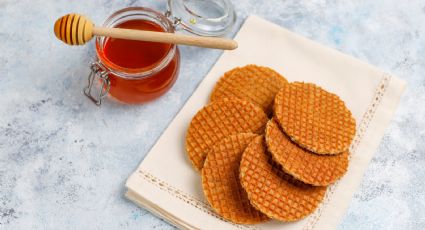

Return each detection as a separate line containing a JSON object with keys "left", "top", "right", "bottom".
{"left": 265, "top": 119, "right": 349, "bottom": 186}
{"left": 210, "top": 65, "right": 288, "bottom": 113}
{"left": 202, "top": 133, "right": 269, "bottom": 224}
{"left": 240, "top": 136, "right": 327, "bottom": 222}
{"left": 274, "top": 82, "right": 356, "bottom": 154}
{"left": 185, "top": 98, "right": 268, "bottom": 171}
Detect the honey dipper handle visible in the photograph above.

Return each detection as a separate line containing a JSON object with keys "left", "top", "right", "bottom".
{"left": 92, "top": 27, "right": 238, "bottom": 50}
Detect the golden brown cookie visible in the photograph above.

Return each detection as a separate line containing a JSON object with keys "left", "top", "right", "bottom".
{"left": 202, "top": 133, "right": 269, "bottom": 224}
{"left": 210, "top": 65, "right": 288, "bottom": 113}
{"left": 240, "top": 136, "right": 327, "bottom": 222}
{"left": 265, "top": 119, "right": 349, "bottom": 186}
{"left": 186, "top": 98, "right": 268, "bottom": 171}
{"left": 274, "top": 82, "right": 356, "bottom": 154}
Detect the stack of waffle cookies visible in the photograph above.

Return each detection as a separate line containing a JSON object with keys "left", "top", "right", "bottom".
{"left": 185, "top": 65, "right": 356, "bottom": 224}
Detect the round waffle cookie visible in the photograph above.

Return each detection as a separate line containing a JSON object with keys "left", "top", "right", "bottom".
{"left": 265, "top": 119, "right": 349, "bottom": 186}
{"left": 240, "top": 136, "right": 327, "bottom": 222}
{"left": 202, "top": 133, "right": 269, "bottom": 224}
{"left": 274, "top": 82, "right": 356, "bottom": 154}
{"left": 186, "top": 98, "right": 268, "bottom": 171}
{"left": 210, "top": 65, "right": 288, "bottom": 113}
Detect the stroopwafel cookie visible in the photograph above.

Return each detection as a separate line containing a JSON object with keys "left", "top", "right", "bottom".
{"left": 210, "top": 65, "right": 288, "bottom": 113}
{"left": 265, "top": 119, "right": 349, "bottom": 186}
{"left": 186, "top": 98, "right": 268, "bottom": 171}
{"left": 202, "top": 133, "right": 269, "bottom": 224}
{"left": 274, "top": 82, "right": 356, "bottom": 154}
{"left": 240, "top": 136, "right": 327, "bottom": 222}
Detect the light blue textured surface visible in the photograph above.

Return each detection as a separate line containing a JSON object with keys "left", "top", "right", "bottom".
{"left": 0, "top": 0, "right": 424, "bottom": 229}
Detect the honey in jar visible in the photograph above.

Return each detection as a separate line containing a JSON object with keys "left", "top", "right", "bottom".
{"left": 90, "top": 7, "right": 180, "bottom": 104}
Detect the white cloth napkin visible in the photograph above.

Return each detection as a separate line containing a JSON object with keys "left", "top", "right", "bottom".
{"left": 125, "top": 15, "right": 406, "bottom": 230}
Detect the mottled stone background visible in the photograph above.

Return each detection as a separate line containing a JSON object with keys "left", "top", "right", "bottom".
{"left": 0, "top": 0, "right": 424, "bottom": 229}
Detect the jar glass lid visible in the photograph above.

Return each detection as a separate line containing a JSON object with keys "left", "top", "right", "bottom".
{"left": 167, "top": 0, "right": 236, "bottom": 37}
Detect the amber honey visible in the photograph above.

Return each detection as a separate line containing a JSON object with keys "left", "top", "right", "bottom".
{"left": 104, "top": 20, "right": 172, "bottom": 69}
{"left": 95, "top": 9, "right": 180, "bottom": 104}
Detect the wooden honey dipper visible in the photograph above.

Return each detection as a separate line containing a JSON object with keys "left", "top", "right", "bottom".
{"left": 54, "top": 14, "right": 238, "bottom": 50}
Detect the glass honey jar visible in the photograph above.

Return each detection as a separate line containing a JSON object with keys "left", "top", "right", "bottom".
{"left": 85, "top": 0, "right": 236, "bottom": 105}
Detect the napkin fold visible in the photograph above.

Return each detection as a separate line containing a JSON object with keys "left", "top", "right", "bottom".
{"left": 125, "top": 15, "right": 406, "bottom": 230}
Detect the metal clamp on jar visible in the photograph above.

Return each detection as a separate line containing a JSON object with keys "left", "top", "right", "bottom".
{"left": 85, "top": 0, "right": 236, "bottom": 105}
